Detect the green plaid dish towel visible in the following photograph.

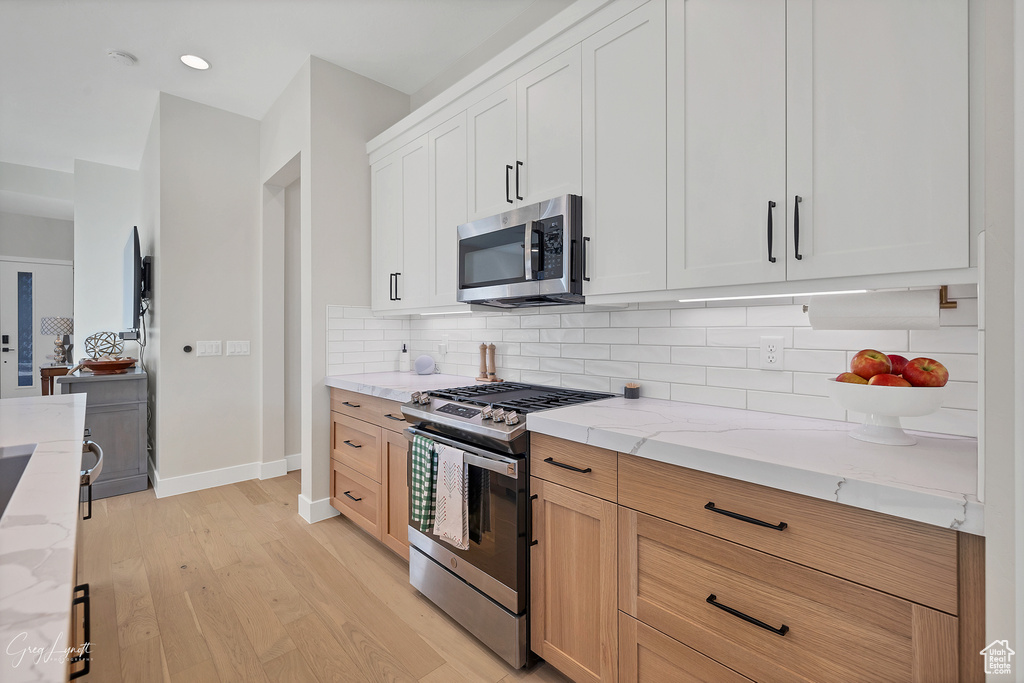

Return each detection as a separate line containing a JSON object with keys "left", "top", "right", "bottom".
{"left": 410, "top": 435, "right": 438, "bottom": 532}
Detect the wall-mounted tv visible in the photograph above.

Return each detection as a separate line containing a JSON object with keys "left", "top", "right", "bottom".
{"left": 123, "top": 226, "right": 152, "bottom": 340}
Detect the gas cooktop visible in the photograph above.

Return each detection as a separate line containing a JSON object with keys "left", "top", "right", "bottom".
{"left": 427, "top": 382, "right": 614, "bottom": 415}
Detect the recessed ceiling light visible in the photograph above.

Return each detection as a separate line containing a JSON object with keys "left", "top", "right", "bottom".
{"left": 107, "top": 50, "right": 138, "bottom": 66}
{"left": 180, "top": 54, "right": 210, "bottom": 70}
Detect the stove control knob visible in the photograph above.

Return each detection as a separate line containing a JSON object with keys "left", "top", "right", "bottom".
{"left": 480, "top": 406, "right": 494, "bottom": 420}
{"left": 491, "top": 408, "right": 506, "bottom": 422}
{"left": 410, "top": 392, "right": 422, "bottom": 403}
{"left": 503, "top": 411, "right": 519, "bottom": 425}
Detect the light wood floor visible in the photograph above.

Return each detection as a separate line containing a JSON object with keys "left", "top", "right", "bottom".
{"left": 76, "top": 470, "right": 571, "bottom": 683}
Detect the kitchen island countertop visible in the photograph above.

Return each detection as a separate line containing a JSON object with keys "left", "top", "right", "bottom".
{"left": 0, "top": 393, "right": 88, "bottom": 682}
{"left": 528, "top": 396, "right": 982, "bottom": 535}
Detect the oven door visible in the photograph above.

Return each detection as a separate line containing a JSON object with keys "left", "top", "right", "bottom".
{"left": 406, "top": 426, "right": 528, "bottom": 614}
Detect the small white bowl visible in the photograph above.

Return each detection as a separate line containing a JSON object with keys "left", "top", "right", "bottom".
{"left": 826, "top": 378, "right": 946, "bottom": 446}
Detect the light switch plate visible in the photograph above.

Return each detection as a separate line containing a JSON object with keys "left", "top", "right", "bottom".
{"left": 196, "top": 341, "right": 222, "bottom": 357}
{"left": 226, "top": 341, "right": 250, "bottom": 356}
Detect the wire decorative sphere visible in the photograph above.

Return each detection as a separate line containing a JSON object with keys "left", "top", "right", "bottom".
{"left": 84, "top": 331, "right": 124, "bottom": 358}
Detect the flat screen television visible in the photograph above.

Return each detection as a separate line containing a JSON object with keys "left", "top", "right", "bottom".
{"left": 123, "top": 226, "right": 151, "bottom": 338}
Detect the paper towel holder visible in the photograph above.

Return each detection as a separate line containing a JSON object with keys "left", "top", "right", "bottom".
{"left": 802, "top": 286, "right": 958, "bottom": 313}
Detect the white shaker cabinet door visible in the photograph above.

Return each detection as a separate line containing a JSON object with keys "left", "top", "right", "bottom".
{"left": 398, "top": 136, "right": 430, "bottom": 310}
{"left": 371, "top": 151, "right": 403, "bottom": 312}
{"left": 582, "top": 0, "right": 667, "bottom": 296}
{"left": 785, "top": 0, "right": 969, "bottom": 280}
{"left": 428, "top": 112, "right": 467, "bottom": 307}
{"left": 467, "top": 82, "right": 517, "bottom": 221}
{"left": 517, "top": 45, "right": 583, "bottom": 205}
{"left": 666, "top": 0, "right": 787, "bottom": 290}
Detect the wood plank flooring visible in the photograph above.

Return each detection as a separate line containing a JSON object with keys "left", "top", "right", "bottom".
{"left": 76, "top": 470, "right": 570, "bottom": 683}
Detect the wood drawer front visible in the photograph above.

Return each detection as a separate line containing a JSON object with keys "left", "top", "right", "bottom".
{"left": 619, "top": 613, "right": 752, "bottom": 683}
{"left": 330, "top": 388, "right": 382, "bottom": 425}
{"left": 330, "top": 460, "right": 381, "bottom": 538}
{"left": 618, "top": 454, "right": 958, "bottom": 614}
{"left": 619, "top": 509, "right": 958, "bottom": 683}
{"left": 531, "top": 433, "right": 617, "bottom": 502}
{"left": 331, "top": 412, "right": 381, "bottom": 482}
{"left": 379, "top": 399, "right": 408, "bottom": 432}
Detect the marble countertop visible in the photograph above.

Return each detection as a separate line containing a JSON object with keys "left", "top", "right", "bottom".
{"left": 527, "top": 396, "right": 982, "bottom": 535}
{"left": 0, "top": 394, "right": 88, "bottom": 682}
{"left": 325, "top": 372, "right": 481, "bottom": 403}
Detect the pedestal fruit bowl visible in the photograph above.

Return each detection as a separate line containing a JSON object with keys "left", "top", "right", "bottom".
{"left": 826, "top": 378, "right": 946, "bottom": 446}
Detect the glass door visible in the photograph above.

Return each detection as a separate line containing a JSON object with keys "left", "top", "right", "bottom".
{"left": 0, "top": 260, "right": 73, "bottom": 399}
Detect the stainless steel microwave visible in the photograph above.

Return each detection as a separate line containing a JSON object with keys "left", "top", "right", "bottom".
{"left": 457, "top": 195, "right": 584, "bottom": 308}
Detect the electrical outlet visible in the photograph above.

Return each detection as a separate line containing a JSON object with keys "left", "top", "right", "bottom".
{"left": 759, "top": 336, "right": 784, "bottom": 370}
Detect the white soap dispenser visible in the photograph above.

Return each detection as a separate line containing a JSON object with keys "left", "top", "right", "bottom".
{"left": 399, "top": 343, "right": 411, "bottom": 372}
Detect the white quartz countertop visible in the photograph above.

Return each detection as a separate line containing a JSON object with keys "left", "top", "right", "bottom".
{"left": 325, "top": 372, "right": 481, "bottom": 403}
{"left": 527, "top": 396, "right": 982, "bottom": 535}
{"left": 0, "top": 393, "right": 88, "bottom": 682}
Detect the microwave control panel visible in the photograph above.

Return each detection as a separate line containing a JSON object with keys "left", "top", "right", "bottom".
{"left": 532, "top": 216, "right": 563, "bottom": 281}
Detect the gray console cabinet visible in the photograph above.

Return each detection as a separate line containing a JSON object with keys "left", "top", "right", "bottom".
{"left": 57, "top": 367, "right": 148, "bottom": 499}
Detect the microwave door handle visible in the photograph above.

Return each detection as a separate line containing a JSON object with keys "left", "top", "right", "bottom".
{"left": 523, "top": 224, "right": 534, "bottom": 280}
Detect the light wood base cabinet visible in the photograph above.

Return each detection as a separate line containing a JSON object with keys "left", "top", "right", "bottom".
{"left": 530, "top": 477, "right": 618, "bottom": 683}
{"left": 328, "top": 388, "right": 410, "bottom": 560}
{"left": 619, "top": 613, "right": 751, "bottom": 683}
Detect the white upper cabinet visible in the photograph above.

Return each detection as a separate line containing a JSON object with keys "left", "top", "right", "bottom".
{"left": 428, "top": 112, "right": 468, "bottom": 307}
{"left": 785, "top": 0, "right": 969, "bottom": 281}
{"left": 371, "top": 135, "right": 429, "bottom": 313}
{"left": 517, "top": 46, "right": 583, "bottom": 205}
{"left": 582, "top": 0, "right": 667, "bottom": 296}
{"left": 467, "top": 48, "right": 583, "bottom": 221}
{"left": 666, "top": 0, "right": 787, "bottom": 290}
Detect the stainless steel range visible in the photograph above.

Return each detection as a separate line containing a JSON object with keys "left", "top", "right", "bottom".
{"left": 401, "top": 382, "right": 614, "bottom": 668}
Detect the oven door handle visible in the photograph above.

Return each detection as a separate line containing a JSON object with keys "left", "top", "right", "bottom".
{"left": 405, "top": 426, "right": 519, "bottom": 477}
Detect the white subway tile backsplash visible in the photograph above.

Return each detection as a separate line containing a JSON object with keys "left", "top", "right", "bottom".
{"left": 910, "top": 327, "right": 978, "bottom": 354}
{"left": 671, "top": 307, "right": 746, "bottom": 327}
{"left": 540, "top": 358, "right": 585, "bottom": 374}
{"left": 585, "top": 360, "right": 639, "bottom": 378}
{"left": 612, "top": 344, "right": 671, "bottom": 363}
{"left": 326, "top": 299, "right": 977, "bottom": 437}
{"left": 671, "top": 346, "right": 747, "bottom": 368}
{"left": 585, "top": 328, "right": 639, "bottom": 344}
{"left": 610, "top": 309, "right": 670, "bottom": 327}
{"left": 539, "top": 328, "right": 584, "bottom": 344}
{"left": 793, "top": 328, "right": 907, "bottom": 352}
{"left": 639, "top": 327, "right": 706, "bottom": 346}
{"left": 708, "top": 367, "right": 793, "bottom": 393}
{"left": 561, "top": 344, "right": 611, "bottom": 360}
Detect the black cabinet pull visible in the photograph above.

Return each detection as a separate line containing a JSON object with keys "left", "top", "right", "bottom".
{"left": 69, "top": 583, "right": 91, "bottom": 679}
{"left": 793, "top": 195, "right": 803, "bottom": 260}
{"left": 529, "top": 494, "right": 539, "bottom": 546}
{"left": 767, "top": 200, "right": 777, "bottom": 263}
{"left": 384, "top": 413, "right": 404, "bottom": 421}
{"left": 388, "top": 273, "right": 396, "bottom": 301}
{"left": 704, "top": 501, "right": 787, "bottom": 530}
{"left": 516, "top": 161, "right": 524, "bottom": 200}
{"left": 506, "top": 164, "right": 514, "bottom": 204}
{"left": 543, "top": 456, "right": 592, "bottom": 474}
{"left": 707, "top": 594, "right": 788, "bottom": 636}
{"left": 343, "top": 491, "right": 363, "bottom": 502}
{"left": 394, "top": 272, "right": 401, "bottom": 301}
{"left": 343, "top": 440, "right": 362, "bottom": 449}
{"left": 582, "top": 236, "right": 591, "bottom": 282}
{"left": 342, "top": 401, "right": 361, "bottom": 408}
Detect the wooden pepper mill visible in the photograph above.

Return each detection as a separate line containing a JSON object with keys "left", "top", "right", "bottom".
{"left": 487, "top": 343, "right": 497, "bottom": 381}
{"left": 477, "top": 343, "right": 488, "bottom": 380}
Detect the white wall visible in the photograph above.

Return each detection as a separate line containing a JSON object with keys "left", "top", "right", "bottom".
{"left": 284, "top": 178, "right": 301, "bottom": 458}
{"left": 72, "top": 159, "right": 141, "bottom": 348}
{"left": 0, "top": 162, "right": 74, "bottom": 221}
{"left": 153, "top": 93, "right": 261, "bottom": 483}
{"left": 0, "top": 212, "right": 73, "bottom": 261}
{"left": 139, "top": 102, "right": 161, "bottom": 473}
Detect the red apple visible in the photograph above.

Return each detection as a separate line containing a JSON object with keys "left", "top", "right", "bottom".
{"left": 850, "top": 349, "right": 891, "bottom": 380}
{"left": 902, "top": 357, "right": 949, "bottom": 387}
{"left": 887, "top": 354, "right": 909, "bottom": 376}
{"left": 835, "top": 372, "right": 868, "bottom": 385}
{"left": 868, "top": 373, "right": 912, "bottom": 387}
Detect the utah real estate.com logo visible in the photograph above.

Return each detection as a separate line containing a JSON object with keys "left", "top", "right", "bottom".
{"left": 981, "top": 640, "right": 1015, "bottom": 676}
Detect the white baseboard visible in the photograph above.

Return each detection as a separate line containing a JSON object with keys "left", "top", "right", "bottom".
{"left": 150, "top": 458, "right": 262, "bottom": 498}
{"left": 285, "top": 453, "right": 301, "bottom": 472}
{"left": 259, "top": 458, "right": 288, "bottom": 480}
{"left": 298, "top": 493, "right": 339, "bottom": 523}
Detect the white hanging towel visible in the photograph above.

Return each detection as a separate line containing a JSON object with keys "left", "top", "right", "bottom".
{"left": 433, "top": 443, "right": 469, "bottom": 550}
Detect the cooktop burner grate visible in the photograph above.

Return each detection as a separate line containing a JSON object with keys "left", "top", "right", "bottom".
{"left": 427, "top": 383, "right": 614, "bottom": 415}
